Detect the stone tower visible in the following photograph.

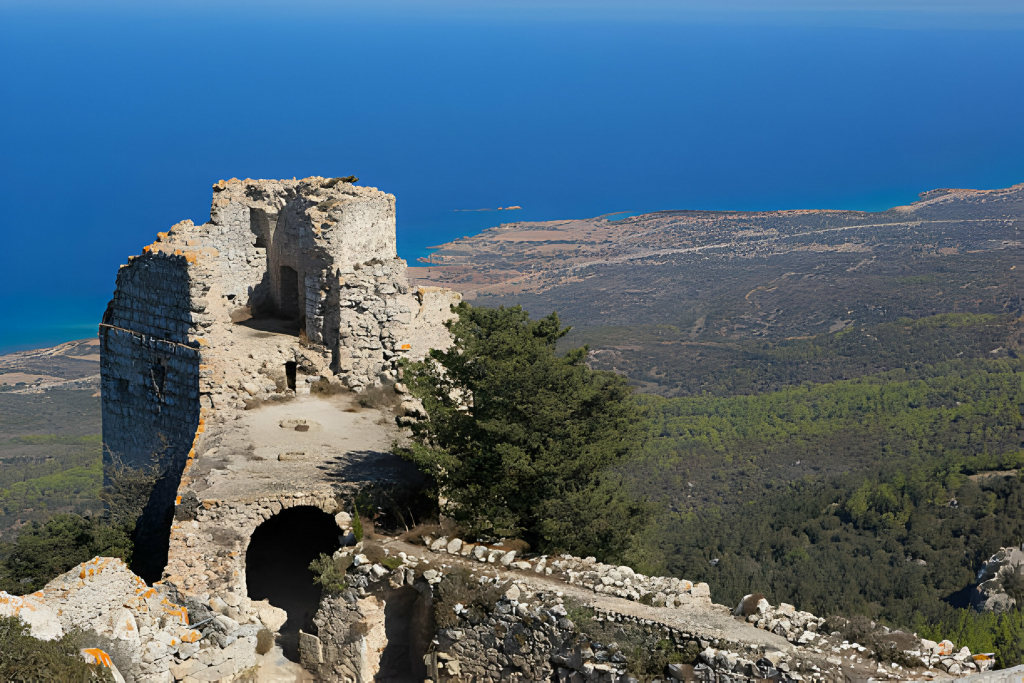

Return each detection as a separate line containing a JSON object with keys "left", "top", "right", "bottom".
{"left": 100, "top": 177, "right": 459, "bottom": 582}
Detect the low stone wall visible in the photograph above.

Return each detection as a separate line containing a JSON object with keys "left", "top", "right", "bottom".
{"left": 419, "top": 534, "right": 712, "bottom": 611}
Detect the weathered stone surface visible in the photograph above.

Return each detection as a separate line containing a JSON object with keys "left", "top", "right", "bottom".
{"left": 254, "top": 600, "right": 288, "bottom": 632}
{"left": 0, "top": 591, "right": 63, "bottom": 640}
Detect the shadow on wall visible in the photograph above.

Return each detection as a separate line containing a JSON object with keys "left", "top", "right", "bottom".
{"left": 245, "top": 506, "right": 341, "bottom": 661}
{"left": 377, "top": 585, "right": 434, "bottom": 683}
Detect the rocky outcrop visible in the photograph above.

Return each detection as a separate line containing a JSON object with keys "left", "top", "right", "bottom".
{"left": 972, "top": 545, "right": 1024, "bottom": 612}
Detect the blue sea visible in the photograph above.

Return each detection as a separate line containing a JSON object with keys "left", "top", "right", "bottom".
{"left": 1, "top": 3, "right": 1021, "bottom": 354}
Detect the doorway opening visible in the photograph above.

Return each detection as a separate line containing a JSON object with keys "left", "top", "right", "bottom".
{"left": 285, "top": 362, "right": 297, "bottom": 391}
{"left": 376, "top": 586, "right": 434, "bottom": 682}
{"left": 250, "top": 208, "right": 271, "bottom": 249}
{"left": 279, "top": 266, "right": 301, "bottom": 320}
{"left": 245, "top": 506, "right": 341, "bottom": 661}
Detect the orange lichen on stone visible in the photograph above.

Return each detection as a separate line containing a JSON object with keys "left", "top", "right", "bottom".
{"left": 161, "top": 599, "right": 189, "bottom": 625}
{"left": 400, "top": 343, "right": 411, "bottom": 350}
{"left": 142, "top": 245, "right": 152, "bottom": 253}
{"left": 157, "top": 232, "right": 169, "bottom": 241}
{"left": 175, "top": 495, "right": 182, "bottom": 505}
{"left": 181, "top": 629, "right": 202, "bottom": 643}
{"left": 81, "top": 648, "right": 114, "bottom": 668}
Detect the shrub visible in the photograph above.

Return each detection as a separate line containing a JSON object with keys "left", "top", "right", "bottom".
{"left": 101, "top": 449, "right": 160, "bottom": 530}
{"left": 356, "top": 384, "right": 401, "bottom": 410}
{"left": 255, "top": 629, "right": 275, "bottom": 655}
{"left": 0, "top": 514, "right": 132, "bottom": 594}
{"left": 498, "top": 539, "right": 530, "bottom": 554}
{"left": 434, "top": 567, "right": 508, "bottom": 628}
{"left": 398, "top": 523, "right": 442, "bottom": 545}
{"left": 352, "top": 505, "right": 365, "bottom": 542}
{"left": 309, "top": 554, "right": 348, "bottom": 595}
{"left": 0, "top": 616, "right": 113, "bottom": 682}
{"left": 361, "top": 542, "right": 387, "bottom": 565}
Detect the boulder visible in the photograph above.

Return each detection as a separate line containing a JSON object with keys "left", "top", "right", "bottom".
{"left": 972, "top": 546, "right": 1024, "bottom": 612}
{"left": 0, "top": 591, "right": 64, "bottom": 640}
{"left": 334, "top": 511, "right": 352, "bottom": 530}
{"left": 733, "top": 592, "right": 765, "bottom": 617}
{"left": 690, "top": 582, "right": 711, "bottom": 599}
{"left": 255, "top": 600, "right": 288, "bottom": 632}
{"left": 208, "top": 596, "right": 229, "bottom": 615}
{"left": 666, "top": 663, "right": 694, "bottom": 681}
{"left": 446, "top": 538, "right": 463, "bottom": 554}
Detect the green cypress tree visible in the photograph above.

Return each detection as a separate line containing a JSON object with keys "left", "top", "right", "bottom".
{"left": 397, "top": 303, "right": 649, "bottom": 562}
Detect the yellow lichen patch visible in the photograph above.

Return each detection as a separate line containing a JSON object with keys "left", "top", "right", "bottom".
{"left": 195, "top": 338, "right": 209, "bottom": 347}
{"left": 181, "top": 630, "right": 202, "bottom": 643}
{"left": 157, "top": 232, "right": 169, "bottom": 241}
{"left": 184, "top": 252, "right": 198, "bottom": 263}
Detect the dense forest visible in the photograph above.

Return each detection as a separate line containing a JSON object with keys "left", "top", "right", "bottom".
{"left": 616, "top": 312, "right": 1023, "bottom": 642}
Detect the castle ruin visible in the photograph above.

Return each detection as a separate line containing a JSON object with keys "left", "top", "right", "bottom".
{"left": 86, "top": 178, "right": 995, "bottom": 682}
{"left": 99, "top": 177, "right": 460, "bottom": 674}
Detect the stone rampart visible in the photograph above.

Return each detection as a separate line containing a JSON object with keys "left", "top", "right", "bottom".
{"left": 100, "top": 252, "right": 203, "bottom": 581}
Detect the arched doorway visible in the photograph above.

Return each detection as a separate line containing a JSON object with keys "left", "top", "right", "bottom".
{"left": 245, "top": 506, "right": 340, "bottom": 661}
{"left": 279, "top": 265, "right": 301, "bottom": 320}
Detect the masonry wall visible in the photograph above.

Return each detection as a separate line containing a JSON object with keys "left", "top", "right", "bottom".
{"left": 100, "top": 252, "right": 202, "bottom": 582}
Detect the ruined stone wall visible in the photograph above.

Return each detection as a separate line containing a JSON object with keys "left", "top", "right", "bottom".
{"left": 100, "top": 252, "right": 203, "bottom": 581}
{"left": 166, "top": 493, "right": 343, "bottom": 601}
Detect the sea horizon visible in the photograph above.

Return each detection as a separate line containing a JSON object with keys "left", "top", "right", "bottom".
{"left": 1, "top": 177, "right": 1018, "bottom": 356}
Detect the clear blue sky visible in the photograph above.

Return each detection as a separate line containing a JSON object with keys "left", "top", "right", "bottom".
{"left": 0, "top": 0, "right": 1022, "bottom": 352}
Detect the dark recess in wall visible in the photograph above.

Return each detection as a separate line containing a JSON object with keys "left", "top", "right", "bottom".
{"left": 245, "top": 506, "right": 341, "bottom": 661}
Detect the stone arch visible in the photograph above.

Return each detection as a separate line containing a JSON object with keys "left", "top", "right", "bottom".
{"left": 245, "top": 505, "right": 341, "bottom": 661}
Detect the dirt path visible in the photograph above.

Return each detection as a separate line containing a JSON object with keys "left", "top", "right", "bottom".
{"left": 383, "top": 538, "right": 797, "bottom": 653}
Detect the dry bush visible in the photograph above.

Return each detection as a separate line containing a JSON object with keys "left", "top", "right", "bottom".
{"left": 361, "top": 541, "right": 387, "bottom": 564}
{"left": 310, "top": 377, "right": 346, "bottom": 396}
{"left": 498, "top": 539, "right": 530, "bottom": 554}
{"left": 439, "top": 517, "right": 463, "bottom": 539}
{"left": 435, "top": 567, "right": 509, "bottom": 628}
{"left": 102, "top": 449, "right": 161, "bottom": 529}
{"left": 243, "top": 394, "right": 294, "bottom": 410}
{"left": 824, "top": 615, "right": 924, "bottom": 667}
{"left": 399, "top": 523, "right": 443, "bottom": 545}
{"left": 356, "top": 383, "right": 402, "bottom": 410}
{"left": 358, "top": 516, "right": 375, "bottom": 540}
{"left": 255, "top": 629, "right": 274, "bottom": 655}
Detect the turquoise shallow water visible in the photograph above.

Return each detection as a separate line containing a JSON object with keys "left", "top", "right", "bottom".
{"left": 0, "top": 297, "right": 108, "bottom": 355}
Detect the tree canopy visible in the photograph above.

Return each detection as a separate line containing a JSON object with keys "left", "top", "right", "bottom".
{"left": 397, "top": 303, "right": 649, "bottom": 561}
